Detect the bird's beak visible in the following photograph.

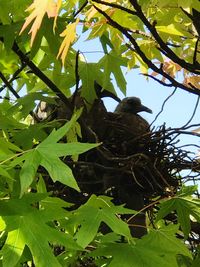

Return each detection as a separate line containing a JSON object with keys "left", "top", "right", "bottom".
{"left": 140, "top": 105, "right": 153, "bottom": 114}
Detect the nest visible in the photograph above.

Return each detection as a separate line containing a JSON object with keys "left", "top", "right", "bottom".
{"left": 35, "top": 96, "right": 200, "bottom": 244}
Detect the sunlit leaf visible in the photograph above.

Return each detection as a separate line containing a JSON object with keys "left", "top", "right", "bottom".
{"left": 20, "top": 0, "right": 61, "bottom": 45}
{"left": 0, "top": 195, "right": 80, "bottom": 267}
{"left": 57, "top": 19, "right": 79, "bottom": 65}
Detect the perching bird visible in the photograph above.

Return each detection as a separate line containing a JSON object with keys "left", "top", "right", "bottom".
{"left": 102, "top": 97, "right": 152, "bottom": 238}
{"left": 102, "top": 97, "right": 152, "bottom": 156}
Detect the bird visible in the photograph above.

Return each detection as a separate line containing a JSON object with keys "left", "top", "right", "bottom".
{"left": 101, "top": 97, "right": 153, "bottom": 238}
{"left": 101, "top": 97, "right": 152, "bottom": 156}
{"left": 114, "top": 97, "right": 152, "bottom": 115}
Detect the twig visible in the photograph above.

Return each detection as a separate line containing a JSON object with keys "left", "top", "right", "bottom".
{"left": 92, "top": 4, "right": 200, "bottom": 96}
{"left": 74, "top": 1, "right": 88, "bottom": 17}
{"left": 182, "top": 95, "right": 200, "bottom": 128}
{"left": 92, "top": 0, "right": 137, "bottom": 16}
{"left": 193, "top": 37, "right": 199, "bottom": 65}
{"left": 142, "top": 73, "right": 174, "bottom": 87}
{"left": 11, "top": 42, "right": 73, "bottom": 111}
{"left": 0, "top": 62, "right": 27, "bottom": 94}
{"left": 0, "top": 71, "right": 20, "bottom": 99}
{"left": 150, "top": 87, "right": 177, "bottom": 127}
{"left": 72, "top": 50, "right": 80, "bottom": 106}
{"left": 129, "top": 0, "right": 200, "bottom": 74}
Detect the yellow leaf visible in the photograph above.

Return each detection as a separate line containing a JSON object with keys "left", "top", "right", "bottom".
{"left": 53, "top": 0, "right": 62, "bottom": 32}
{"left": 184, "top": 75, "right": 200, "bottom": 89}
{"left": 57, "top": 19, "right": 79, "bottom": 65}
{"left": 19, "top": 0, "right": 61, "bottom": 46}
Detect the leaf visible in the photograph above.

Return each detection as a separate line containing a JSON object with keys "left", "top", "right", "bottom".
{"left": 20, "top": 0, "right": 61, "bottom": 45}
{"left": 99, "top": 51, "right": 127, "bottom": 94}
{"left": 70, "top": 195, "right": 132, "bottom": 248}
{"left": 18, "top": 112, "right": 99, "bottom": 194}
{"left": 156, "top": 186, "right": 200, "bottom": 238}
{"left": 156, "top": 24, "right": 186, "bottom": 36}
{"left": 20, "top": 150, "right": 41, "bottom": 196}
{"left": 91, "top": 225, "right": 191, "bottom": 267}
{"left": 57, "top": 19, "right": 79, "bottom": 65}
{"left": 0, "top": 111, "right": 26, "bottom": 130}
{"left": 0, "top": 166, "right": 13, "bottom": 180}
{"left": 40, "top": 109, "right": 82, "bottom": 144}
{"left": 40, "top": 153, "right": 79, "bottom": 191}
{"left": 0, "top": 195, "right": 80, "bottom": 267}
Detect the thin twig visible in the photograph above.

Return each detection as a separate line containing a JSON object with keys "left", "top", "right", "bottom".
{"left": 150, "top": 87, "right": 177, "bottom": 127}
{"left": 72, "top": 50, "right": 80, "bottom": 106}
{"left": 0, "top": 71, "right": 20, "bottom": 99}
{"left": 74, "top": 1, "right": 88, "bottom": 17}
{"left": 92, "top": 0, "right": 137, "bottom": 16}
{"left": 92, "top": 4, "right": 200, "bottom": 96}
{"left": 182, "top": 95, "right": 200, "bottom": 128}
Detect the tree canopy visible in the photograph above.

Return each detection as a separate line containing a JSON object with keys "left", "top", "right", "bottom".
{"left": 0, "top": 1, "right": 200, "bottom": 266}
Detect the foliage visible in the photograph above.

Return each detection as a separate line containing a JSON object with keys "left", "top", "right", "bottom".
{"left": 0, "top": 0, "right": 200, "bottom": 266}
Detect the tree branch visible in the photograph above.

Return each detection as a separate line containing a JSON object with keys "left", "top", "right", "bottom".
{"left": 129, "top": 0, "right": 200, "bottom": 74}
{"left": 93, "top": 4, "right": 200, "bottom": 96}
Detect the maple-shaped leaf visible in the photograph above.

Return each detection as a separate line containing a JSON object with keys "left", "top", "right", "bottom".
{"left": 10, "top": 111, "right": 99, "bottom": 195}
{"left": 99, "top": 51, "right": 127, "bottom": 94}
{"left": 156, "top": 185, "right": 200, "bottom": 238}
{"left": 20, "top": 0, "right": 61, "bottom": 45}
{"left": 91, "top": 225, "right": 191, "bottom": 267}
{"left": 57, "top": 19, "right": 79, "bottom": 65}
{"left": 69, "top": 195, "right": 133, "bottom": 248}
{"left": 0, "top": 194, "right": 81, "bottom": 267}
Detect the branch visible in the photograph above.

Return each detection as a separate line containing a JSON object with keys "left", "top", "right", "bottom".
{"left": 74, "top": 1, "right": 88, "bottom": 17}
{"left": 0, "top": 62, "right": 27, "bottom": 94}
{"left": 0, "top": 71, "right": 20, "bottom": 99}
{"left": 92, "top": 4, "right": 200, "bottom": 96}
{"left": 129, "top": 0, "right": 200, "bottom": 74}
{"left": 92, "top": 0, "right": 137, "bottom": 16}
{"left": 11, "top": 42, "right": 73, "bottom": 111}
{"left": 71, "top": 50, "right": 80, "bottom": 106}
{"left": 182, "top": 95, "right": 200, "bottom": 128}
{"left": 150, "top": 87, "right": 177, "bottom": 127}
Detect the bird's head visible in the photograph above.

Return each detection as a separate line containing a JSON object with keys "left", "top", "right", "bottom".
{"left": 114, "top": 97, "right": 152, "bottom": 114}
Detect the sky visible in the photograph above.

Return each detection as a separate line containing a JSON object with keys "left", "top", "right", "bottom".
{"left": 74, "top": 31, "right": 200, "bottom": 191}
{"left": 74, "top": 34, "right": 200, "bottom": 157}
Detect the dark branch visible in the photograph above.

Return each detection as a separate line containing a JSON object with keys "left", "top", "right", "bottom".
{"left": 92, "top": 0, "right": 137, "bottom": 16}
{"left": 150, "top": 87, "right": 177, "bottom": 126}
{"left": 129, "top": 0, "right": 200, "bottom": 74}
{"left": 0, "top": 71, "right": 20, "bottom": 99}
{"left": 92, "top": 4, "right": 200, "bottom": 96}
{"left": 11, "top": 42, "right": 73, "bottom": 112}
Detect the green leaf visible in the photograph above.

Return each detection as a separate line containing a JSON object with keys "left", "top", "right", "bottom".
{"left": 156, "top": 24, "right": 190, "bottom": 36}
{"left": 40, "top": 153, "right": 79, "bottom": 191}
{"left": 70, "top": 195, "right": 132, "bottom": 248}
{"left": 156, "top": 187, "right": 200, "bottom": 238}
{"left": 0, "top": 166, "right": 13, "bottom": 180}
{"left": 99, "top": 51, "right": 127, "bottom": 94}
{"left": 0, "top": 111, "right": 26, "bottom": 130}
{"left": 1, "top": 229, "right": 25, "bottom": 267}
{"left": 0, "top": 138, "right": 22, "bottom": 153}
{"left": 0, "top": 194, "right": 81, "bottom": 267}
{"left": 79, "top": 62, "right": 102, "bottom": 104}
{"left": 13, "top": 110, "right": 98, "bottom": 194}
{"left": 41, "top": 109, "right": 82, "bottom": 144}
{"left": 20, "top": 150, "right": 41, "bottom": 196}
{"left": 91, "top": 225, "right": 191, "bottom": 267}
